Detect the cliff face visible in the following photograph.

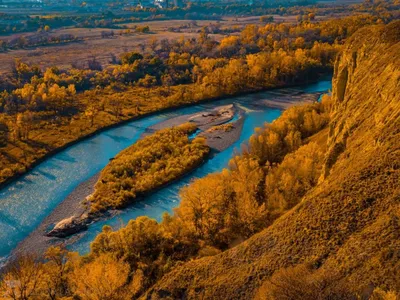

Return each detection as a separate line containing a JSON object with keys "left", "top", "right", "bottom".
{"left": 322, "top": 20, "right": 400, "bottom": 181}
{"left": 145, "top": 22, "right": 400, "bottom": 299}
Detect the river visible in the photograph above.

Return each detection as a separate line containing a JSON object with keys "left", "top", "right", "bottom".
{"left": 0, "top": 79, "right": 332, "bottom": 260}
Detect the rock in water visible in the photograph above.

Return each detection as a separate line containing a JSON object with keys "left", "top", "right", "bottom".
{"left": 46, "top": 216, "right": 88, "bottom": 238}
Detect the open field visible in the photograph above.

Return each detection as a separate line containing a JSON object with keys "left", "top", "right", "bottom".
{"left": 0, "top": 20, "right": 228, "bottom": 75}
{"left": 0, "top": 31, "right": 222, "bottom": 76}
{"left": 0, "top": 13, "right": 344, "bottom": 76}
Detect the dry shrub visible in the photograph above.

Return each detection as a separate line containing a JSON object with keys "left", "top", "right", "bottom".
{"left": 255, "top": 264, "right": 356, "bottom": 300}
{"left": 370, "top": 288, "right": 398, "bottom": 300}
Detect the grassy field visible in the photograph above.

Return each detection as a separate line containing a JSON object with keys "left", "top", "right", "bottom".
{"left": 0, "top": 23, "right": 224, "bottom": 75}
{"left": 0, "top": 10, "right": 357, "bottom": 77}
{"left": 1, "top": 17, "right": 276, "bottom": 76}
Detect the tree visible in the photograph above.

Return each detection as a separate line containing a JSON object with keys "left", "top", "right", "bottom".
{"left": 229, "top": 156, "right": 267, "bottom": 237}
{"left": 16, "top": 111, "right": 33, "bottom": 140}
{"left": 88, "top": 57, "right": 103, "bottom": 71}
{"left": 120, "top": 52, "right": 143, "bottom": 65}
{"left": 265, "top": 142, "right": 324, "bottom": 213}
{"left": 85, "top": 103, "right": 99, "bottom": 127}
{"left": 260, "top": 15, "right": 274, "bottom": 23}
{"left": 42, "top": 247, "right": 70, "bottom": 299}
{"left": 198, "top": 27, "right": 210, "bottom": 45}
{"left": 107, "top": 97, "right": 123, "bottom": 119}
{"left": 138, "top": 75, "right": 157, "bottom": 95}
{"left": 44, "top": 84, "right": 76, "bottom": 114}
{"left": 177, "top": 173, "right": 232, "bottom": 246}
{"left": 219, "top": 36, "right": 240, "bottom": 56}
{"left": 16, "top": 36, "right": 27, "bottom": 48}
{"left": 240, "top": 24, "right": 259, "bottom": 45}
{"left": 0, "top": 255, "right": 45, "bottom": 300}
{"left": 135, "top": 25, "right": 150, "bottom": 33}
{"left": 256, "top": 264, "right": 354, "bottom": 300}
{"left": 161, "top": 74, "right": 174, "bottom": 92}
{"left": 44, "top": 25, "right": 51, "bottom": 32}
{"left": 0, "top": 39, "right": 7, "bottom": 51}
{"left": 13, "top": 59, "right": 41, "bottom": 84}
{"left": 68, "top": 254, "right": 130, "bottom": 300}
{"left": 0, "top": 116, "right": 8, "bottom": 147}
{"left": 294, "top": 37, "right": 305, "bottom": 49}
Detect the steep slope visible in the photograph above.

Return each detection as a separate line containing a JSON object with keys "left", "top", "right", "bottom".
{"left": 145, "top": 21, "right": 400, "bottom": 299}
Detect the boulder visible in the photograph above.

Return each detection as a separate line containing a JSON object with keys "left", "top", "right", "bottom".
{"left": 46, "top": 216, "right": 88, "bottom": 238}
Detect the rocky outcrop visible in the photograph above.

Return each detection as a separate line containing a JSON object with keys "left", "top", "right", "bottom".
{"left": 144, "top": 22, "right": 400, "bottom": 299}
{"left": 46, "top": 215, "right": 89, "bottom": 238}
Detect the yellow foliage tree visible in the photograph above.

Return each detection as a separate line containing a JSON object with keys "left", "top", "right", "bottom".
{"left": 68, "top": 254, "right": 129, "bottom": 300}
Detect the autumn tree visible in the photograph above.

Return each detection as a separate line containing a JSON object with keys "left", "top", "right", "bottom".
{"left": 219, "top": 36, "right": 241, "bottom": 56}
{"left": 138, "top": 74, "right": 158, "bottom": 96}
{"left": 256, "top": 264, "right": 354, "bottom": 300}
{"left": 260, "top": 15, "right": 274, "bottom": 23}
{"left": 177, "top": 173, "right": 233, "bottom": 247}
{"left": 229, "top": 156, "right": 267, "bottom": 237}
{"left": 13, "top": 59, "right": 41, "bottom": 84}
{"left": 265, "top": 142, "right": 324, "bottom": 213}
{"left": 0, "top": 39, "right": 7, "bottom": 51}
{"left": 85, "top": 103, "right": 99, "bottom": 127}
{"left": 120, "top": 52, "right": 143, "bottom": 65}
{"left": 0, "top": 116, "right": 8, "bottom": 146}
{"left": 44, "top": 84, "right": 76, "bottom": 114}
{"left": 107, "top": 97, "right": 123, "bottom": 119}
{"left": 294, "top": 36, "right": 305, "bottom": 49}
{"left": 42, "top": 247, "right": 70, "bottom": 299}
{"left": 0, "top": 255, "right": 45, "bottom": 300}
{"left": 161, "top": 74, "right": 174, "bottom": 92}
{"left": 68, "top": 254, "right": 130, "bottom": 300}
{"left": 15, "top": 111, "right": 33, "bottom": 140}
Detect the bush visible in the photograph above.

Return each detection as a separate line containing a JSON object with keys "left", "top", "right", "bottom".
{"left": 256, "top": 264, "right": 356, "bottom": 300}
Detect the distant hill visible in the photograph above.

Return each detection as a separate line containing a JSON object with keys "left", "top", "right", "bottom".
{"left": 144, "top": 21, "right": 400, "bottom": 299}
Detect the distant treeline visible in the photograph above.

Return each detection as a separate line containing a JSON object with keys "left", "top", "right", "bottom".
{"left": 0, "top": 32, "right": 80, "bottom": 51}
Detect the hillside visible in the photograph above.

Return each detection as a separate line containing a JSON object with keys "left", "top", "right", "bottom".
{"left": 144, "top": 21, "right": 400, "bottom": 299}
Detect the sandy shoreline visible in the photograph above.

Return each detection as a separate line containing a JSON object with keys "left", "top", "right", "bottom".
{"left": 11, "top": 174, "right": 98, "bottom": 258}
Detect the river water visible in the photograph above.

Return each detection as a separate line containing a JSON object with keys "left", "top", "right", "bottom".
{"left": 0, "top": 80, "right": 331, "bottom": 259}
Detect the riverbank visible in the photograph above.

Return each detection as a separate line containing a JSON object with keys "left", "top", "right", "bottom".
{"left": 11, "top": 105, "right": 244, "bottom": 257}
{"left": 11, "top": 173, "right": 99, "bottom": 257}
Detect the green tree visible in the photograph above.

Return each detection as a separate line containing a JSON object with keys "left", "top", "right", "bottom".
{"left": 120, "top": 52, "right": 143, "bottom": 65}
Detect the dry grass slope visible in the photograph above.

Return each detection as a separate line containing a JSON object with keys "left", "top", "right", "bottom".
{"left": 144, "top": 21, "right": 400, "bottom": 299}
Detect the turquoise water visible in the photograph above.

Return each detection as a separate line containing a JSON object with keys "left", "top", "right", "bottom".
{"left": 0, "top": 79, "right": 332, "bottom": 259}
